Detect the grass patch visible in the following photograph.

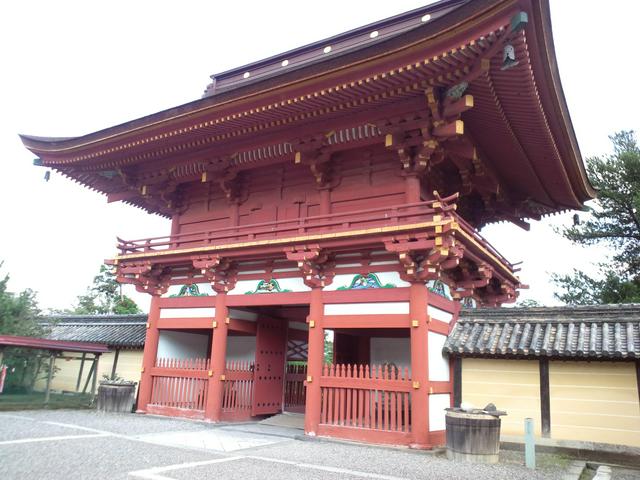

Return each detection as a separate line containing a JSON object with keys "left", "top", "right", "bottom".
{"left": 0, "top": 392, "right": 93, "bottom": 411}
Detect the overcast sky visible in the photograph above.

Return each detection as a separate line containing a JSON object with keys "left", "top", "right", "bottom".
{"left": 1, "top": 1, "right": 637, "bottom": 312}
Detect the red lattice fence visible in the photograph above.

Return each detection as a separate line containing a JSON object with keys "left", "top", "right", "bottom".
{"left": 318, "top": 364, "right": 412, "bottom": 444}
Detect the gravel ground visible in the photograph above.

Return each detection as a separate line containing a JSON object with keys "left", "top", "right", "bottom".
{"left": 0, "top": 410, "right": 574, "bottom": 480}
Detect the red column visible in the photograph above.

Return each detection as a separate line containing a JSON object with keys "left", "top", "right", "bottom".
{"left": 304, "top": 287, "right": 324, "bottom": 435}
{"left": 409, "top": 282, "right": 430, "bottom": 448}
{"left": 205, "top": 292, "right": 229, "bottom": 421}
{"left": 137, "top": 295, "right": 161, "bottom": 412}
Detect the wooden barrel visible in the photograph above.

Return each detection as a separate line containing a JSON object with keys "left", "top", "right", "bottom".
{"left": 96, "top": 383, "right": 136, "bottom": 413}
{"left": 445, "top": 411, "right": 501, "bottom": 464}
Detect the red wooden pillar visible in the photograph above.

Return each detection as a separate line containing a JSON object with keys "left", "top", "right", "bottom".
{"left": 304, "top": 287, "right": 324, "bottom": 435}
{"left": 205, "top": 292, "right": 229, "bottom": 421}
{"left": 137, "top": 295, "right": 161, "bottom": 412}
{"left": 409, "top": 282, "right": 430, "bottom": 448}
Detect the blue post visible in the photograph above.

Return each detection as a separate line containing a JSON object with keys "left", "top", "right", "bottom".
{"left": 524, "top": 417, "right": 536, "bottom": 469}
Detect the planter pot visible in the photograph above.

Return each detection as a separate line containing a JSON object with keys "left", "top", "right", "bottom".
{"left": 96, "top": 382, "right": 137, "bottom": 413}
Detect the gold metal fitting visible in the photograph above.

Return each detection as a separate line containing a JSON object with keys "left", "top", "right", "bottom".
{"left": 411, "top": 320, "right": 419, "bottom": 328}
{"left": 412, "top": 381, "right": 420, "bottom": 389}
{"left": 306, "top": 375, "right": 313, "bottom": 383}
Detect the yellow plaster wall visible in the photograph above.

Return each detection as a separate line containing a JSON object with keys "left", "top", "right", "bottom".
{"left": 549, "top": 361, "right": 640, "bottom": 447}
{"left": 462, "top": 358, "right": 542, "bottom": 436}
{"left": 36, "top": 349, "right": 143, "bottom": 392}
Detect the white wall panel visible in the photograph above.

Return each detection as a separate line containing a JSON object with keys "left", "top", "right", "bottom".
{"left": 159, "top": 307, "right": 215, "bottom": 319}
{"left": 429, "top": 393, "right": 450, "bottom": 431}
{"left": 157, "top": 331, "right": 209, "bottom": 360}
{"left": 427, "top": 305, "right": 453, "bottom": 323}
{"left": 324, "top": 302, "right": 409, "bottom": 315}
{"left": 428, "top": 332, "right": 450, "bottom": 381}
{"left": 227, "top": 336, "right": 256, "bottom": 363}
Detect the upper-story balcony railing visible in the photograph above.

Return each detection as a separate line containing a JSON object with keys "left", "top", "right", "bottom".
{"left": 115, "top": 196, "right": 516, "bottom": 274}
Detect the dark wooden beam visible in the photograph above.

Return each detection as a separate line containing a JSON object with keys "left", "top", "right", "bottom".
{"left": 539, "top": 358, "right": 551, "bottom": 437}
{"left": 110, "top": 349, "right": 120, "bottom": 380}
{"left": 453, "top": 356, "right": 462, "bottom": 408}
{"left": 75, "top": 352, "right": 86, "bottom": 392}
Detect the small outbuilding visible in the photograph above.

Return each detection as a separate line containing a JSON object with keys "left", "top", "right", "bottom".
{"left": 444, "top": 304, "right": 640, "bottom": 448}
{"left": 36, "top": 315, "right": 147, "bottom": 393}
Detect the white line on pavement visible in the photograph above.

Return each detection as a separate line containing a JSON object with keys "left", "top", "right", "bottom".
{"left": 128, "top": 456, "right": 242, "bottom": 480}
{"left": 248, "top": 455, "right": 410, "bottom": 480}
{"left": 0, "top": 433, "right": 111, "bottom": 445}
{"left": 43, "top": 421, "right": 113, "bottom": 435}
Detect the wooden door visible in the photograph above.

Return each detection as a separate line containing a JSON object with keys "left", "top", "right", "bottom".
{"left": 252, "top": 317, "right": 286, "bottom": 415}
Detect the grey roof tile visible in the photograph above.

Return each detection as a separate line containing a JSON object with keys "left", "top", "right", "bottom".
{"left": 444, "top": 304, "right": 640, "bottom": 359}
{"left": 41, "top": 314, "right": 148, "bottom": 348}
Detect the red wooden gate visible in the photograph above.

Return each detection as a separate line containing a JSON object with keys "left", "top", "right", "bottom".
{"left": 318, "top": 364, "right": 412, "bottom": 444}
{"left": 252, "top": 317, "right": 286, "bottom": 415}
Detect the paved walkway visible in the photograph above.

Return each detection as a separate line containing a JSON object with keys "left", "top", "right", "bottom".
{"left": 0, "top": 410, "right": 582, "bottom": 479}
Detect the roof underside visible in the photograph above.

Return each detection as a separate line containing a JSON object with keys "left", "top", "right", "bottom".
{"left": 20, "top": 0, "right": 595, "bottom": 222}
{"left": 444, "top": 305, "right": 640, "bottom": 359}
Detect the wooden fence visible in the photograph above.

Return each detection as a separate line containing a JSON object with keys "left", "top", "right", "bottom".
{"left": 155, "top": 357, "right": 210, "bottom": 370}
{"left": 318, "top": 364, "right": 412, "bottom": 444}
{"left": 221, "top": 361, "right": 254, "bottom": 421}
{"left": 147, "top": 357, "right": 210, "bottom": 419}
{"left": 284, "top": 363, "right": 307, "bottom": 413}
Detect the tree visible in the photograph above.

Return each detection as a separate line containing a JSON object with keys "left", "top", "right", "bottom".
{"left": 554, "top": 131, "right": 640, "bottom": 304}
{"left": 0, "top": 261, "right": 48, "bottom": 391}
{"left": 72, "top": 265, "right": 141, "bottom": 314}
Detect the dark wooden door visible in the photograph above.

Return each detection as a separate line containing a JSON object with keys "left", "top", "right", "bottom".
{"left": 252, "top": 317, "right": 286, "bottom": 415}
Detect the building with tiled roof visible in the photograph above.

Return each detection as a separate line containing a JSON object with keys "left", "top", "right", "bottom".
{"left": 446, "top": 304, "right": 640, "bottom": 449}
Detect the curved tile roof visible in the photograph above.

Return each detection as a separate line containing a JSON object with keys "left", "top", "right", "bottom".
{"left": 42, "top": 314, "right": 148, "bottom": 349}
{"left": 444, "top": 304, "right": 640, "bottom": 359}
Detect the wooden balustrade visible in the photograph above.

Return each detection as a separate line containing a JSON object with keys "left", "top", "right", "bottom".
{"left": 318, "top": 364, "right": 412, "bottom": 444}
{"left": 221, "top": 361, "right": 254, "bottom": 421}
{"left": 116, "top": 198, "right": 458, "bottom": 255}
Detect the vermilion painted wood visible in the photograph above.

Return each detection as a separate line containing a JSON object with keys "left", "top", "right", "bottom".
{"left": 319, "top": 363, "right": 412, "bottom": 441}
{"left": 228, "top": 318, "right": 257, "bottom": 334}
{"left": 317, "top": 425, "right": 412, "bottom": 446}
{"left": 409, "top": 283, "right": 430, "bottom": 448}
{"left": 137, "top": 296, "right": 161, "bottom": 413}
{"left": 146, "top": 405, "right": 205, "bottom": 420}
{"left": 252, "top": 316, "right": 286, "bottom": 415}
{"left": 120, "top": 201, "right": 444, "bottom": 254}
{"left": 226, "top": 292, "right": 311, "bottom": 307}
{"left": 305, "top": 288, "right": 324, "bottom": 435}
{"left": 158, "top": 296, "right": 216, "bottom": 309}
{"left": 149, "top": 367, "right": 209, "bottom": 379}
{"left": 205, "top": 293, "right": 229, "bottom": 421}
{"left": 429, "top": 320, "right": 451, "bottom": 336}
{"left": 428, "top": 382, "right": 452, "bottom": 394}
{"left": 221, "top": 361, "right": 254, "bottom": 420}
{"left": 322, "top": 314, "right": 410, "bottom": 329}
{"left": 323, "top": 288, "right": 410, "bottom": 304}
